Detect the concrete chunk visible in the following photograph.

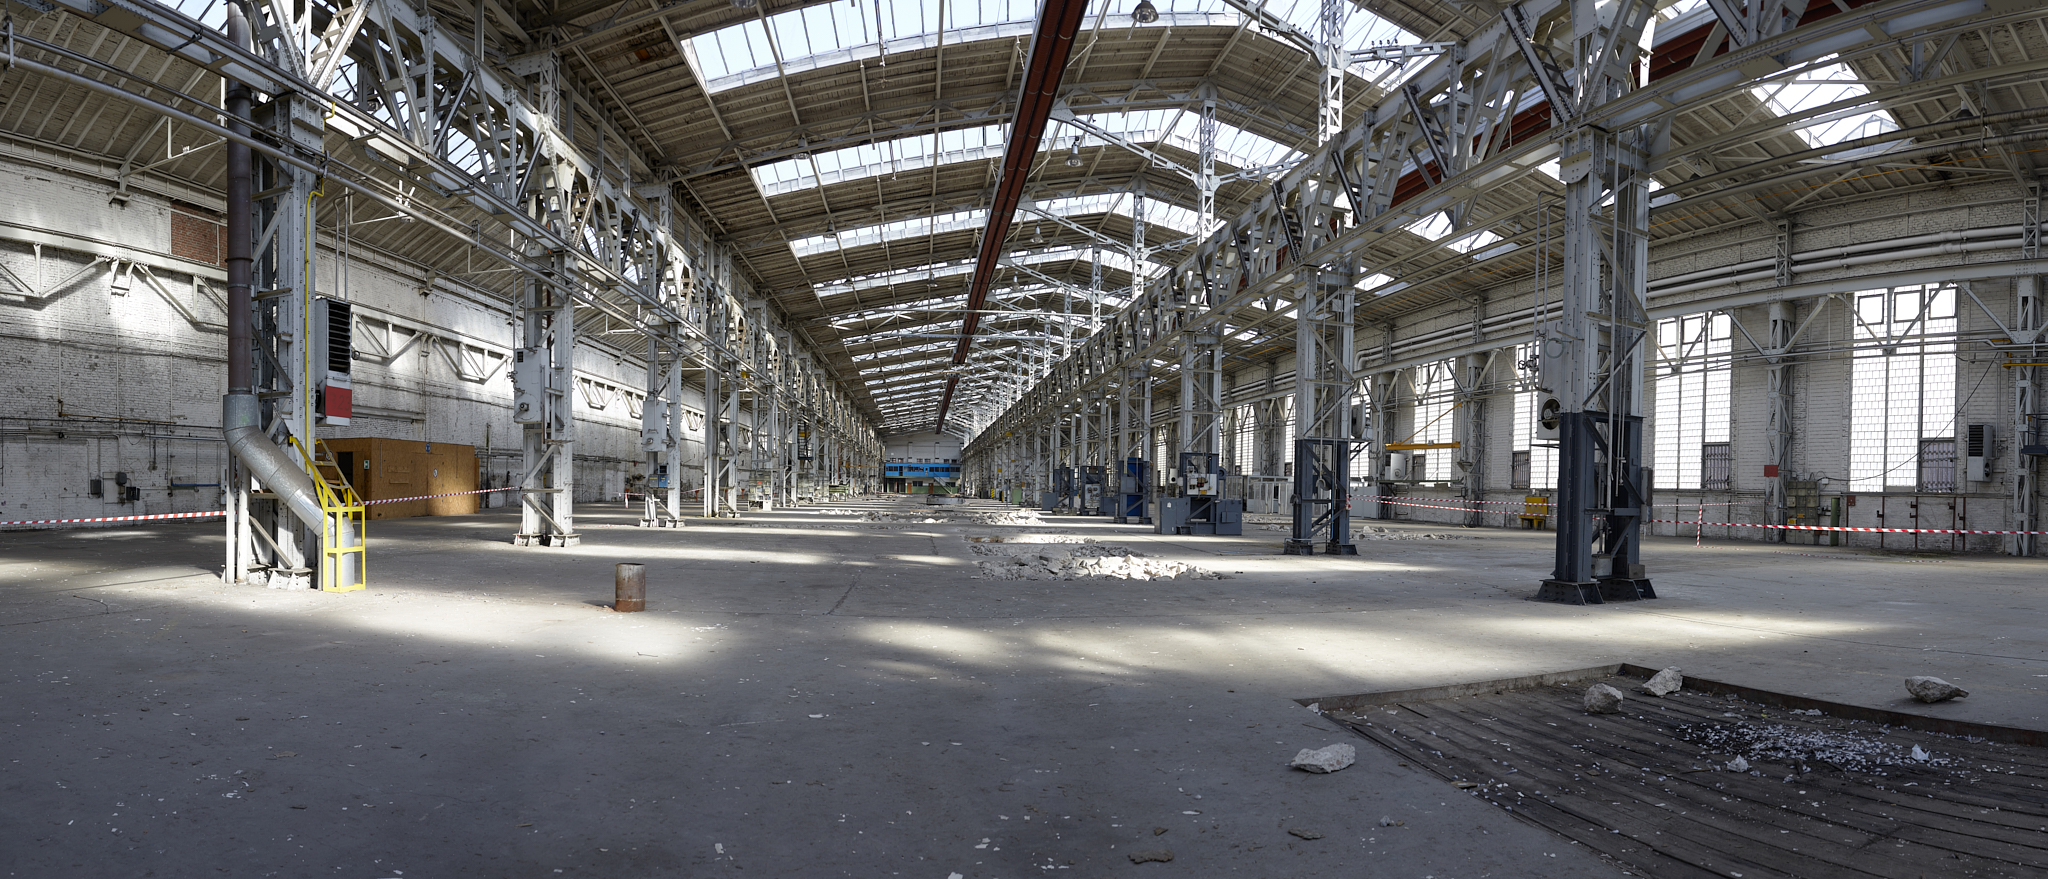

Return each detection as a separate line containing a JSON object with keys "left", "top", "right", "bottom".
{"left": 1584, "top": 683, "right": 1626, "bottom": 714}
{"left": 1905, "top": 676, "right": 1968, "bottom": 703}
{"left": 1641, "top": 667, "right": 1684, "bottom": 697}
{"left": 1290, "top": 743, "right": 1356, "bottom": 773}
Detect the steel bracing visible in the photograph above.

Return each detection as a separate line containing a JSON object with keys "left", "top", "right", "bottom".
{"left": 961, "top": 0, "right": 2048, "bottom": 573}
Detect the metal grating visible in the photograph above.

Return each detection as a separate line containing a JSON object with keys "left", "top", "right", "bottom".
{"left": 1320, "top": 669, "right": 2048, "bottom": 879}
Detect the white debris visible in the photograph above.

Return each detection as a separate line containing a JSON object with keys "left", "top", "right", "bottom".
{"left": 1290, "top": 743, "right": 1357, "bottom": 774}
{"left": 967, "top": 533, "right": 1094, "bottom": 546}
{"left": 1584, "top": 683, "right": 1626, "bottom": 714}
{"left": 1911, "top": 745, "right": 1930, "bottom": 762}
{"left": 1790, "top": 708, "right": 1824, "bottom": 716}
{"left": 971, "top": 509, "right": 1044, "bottom": 526}
{"left": 1353, "top": 528, "right": 1473, "bottom": 541}
{"left": 1641, "top": 667, "right": 1684, "bottom": 697}
{"left": 1904, "top": 676, "right": 1968, "bottom": 703}
{"left": 1724, "top": 756, "right": 1749, "bottom": 772}
{"left": 973, "top": 545, "right": 1225, "bottom": 581}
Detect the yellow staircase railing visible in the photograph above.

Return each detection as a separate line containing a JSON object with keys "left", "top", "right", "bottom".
{"left": 290, "top": 436, "right": 367, "bottom": 592}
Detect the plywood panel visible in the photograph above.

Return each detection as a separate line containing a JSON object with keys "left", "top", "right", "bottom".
{"left": 424, "top": 442, "right": 477, "bottom": 516}
{"left": 319, "top": 438, "right": 472, "bottom": 519}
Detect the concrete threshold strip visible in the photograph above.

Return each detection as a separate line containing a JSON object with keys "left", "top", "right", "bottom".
{"left": 1306, "top": 665, "right": 2048, "bottom": 879}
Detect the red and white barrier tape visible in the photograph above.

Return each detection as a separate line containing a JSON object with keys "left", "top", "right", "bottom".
{"left": 1371, "top": 495, "right": 1739, "bottom": 510}
{"left": 1644, "top": 519, "right": 2048, "bottom": 536}
{"left": 1372, "top": 498, "right": 1516, "bottom": 515}
{"left": 0, "top": 510, "right": 226, "bottom": 528}
{"left": 362, "top": 486, "right": 520, "bottom": 506}
{"left": 1373, "top": 497, "right": 2044, "bottom": 537}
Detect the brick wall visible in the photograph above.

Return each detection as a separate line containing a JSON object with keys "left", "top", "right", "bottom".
{"left": 168, "top": 203, "right": 225, "bottom": 266}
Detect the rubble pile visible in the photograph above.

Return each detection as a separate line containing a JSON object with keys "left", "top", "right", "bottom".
{"left": 973, "top": 544, "right": 1226, "bottom": 581}
{"left": 1675, "top": 720, "right": 1954, "bottom": 773}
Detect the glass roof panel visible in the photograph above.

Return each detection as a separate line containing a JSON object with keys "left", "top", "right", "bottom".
{"left": 790, "top": 210, "right": 990, "bottom": 259}
{"left": 851, "top": 340, "right": 949, "bottom": 361}
{"left": 1750, "top": 55, "right": 1898, "bottom": 150}
{"left": 691, "top": 0, "right": 1042, "bottom": 92}
{"left": 813, "top": 243, "right": 1152, "bottom": 298}
{"left": 753, "top": 126, "right": 1009, "bottom": 198}
{"left": 1404, "top": 212, "right": 1502, "bottom": 254}
{"left": 168, "top": 0, "right": 228, "bottom": 27}
{"left": 752, "top": 109, "right": 1303, "bottom": 197}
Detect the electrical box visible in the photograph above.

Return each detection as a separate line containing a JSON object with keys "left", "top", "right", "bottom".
{"left": 319, "top": 372, "right": 352, "bottom": 425}
{"left": 1967, "top": 423, "right": 1992, "bottom": 482}
{"left": 1180, "top": 455, "right": 1221, "bottom": 496}
{"left": 641, "top": 397, "right": 670, "bottom": 451}
{"left": 512, "top": 347, "right": 549, "bottom": 424}
{"left": 1387, "top": 451, "right": 1411, "bottom": 481}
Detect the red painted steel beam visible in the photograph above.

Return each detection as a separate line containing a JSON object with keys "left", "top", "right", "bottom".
{"left": 933, "top": 0, "right": 1091, "bottom": 433}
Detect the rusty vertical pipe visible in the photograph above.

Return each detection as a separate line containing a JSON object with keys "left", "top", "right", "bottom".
{"left": 224, "top": 1, "right": 254, "bottom": 395}
{"left": 614, "top": 563, "right": 646, "bottom": 612}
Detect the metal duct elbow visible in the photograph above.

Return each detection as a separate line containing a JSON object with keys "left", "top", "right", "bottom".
{"left": 223, "top": 393, "right": 329, "bottom": 533}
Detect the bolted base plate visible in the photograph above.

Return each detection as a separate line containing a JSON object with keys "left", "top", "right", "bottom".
{"left": 1284, "top": 539, "right": 1359, "bottom": 556}
{"left": 513, "top": 533, "right": 582, "bottom": 547}
{"left": 1598, "top": 578, "right": 1656, "bottom": 601}
{"left": 1535, "top": 579, "right": 1604, "bottom": 605}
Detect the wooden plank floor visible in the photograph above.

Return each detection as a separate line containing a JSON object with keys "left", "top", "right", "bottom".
{"left": 1329, "top": 676, "right": 2048, "bottom": 879}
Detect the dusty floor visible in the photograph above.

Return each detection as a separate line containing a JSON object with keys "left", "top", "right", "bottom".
{"left": 2, "top": 496, "right": 2044, "bottom": 877}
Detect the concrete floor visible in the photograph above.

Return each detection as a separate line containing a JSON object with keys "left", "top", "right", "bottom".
{"left": 3, "top": 497, "right": 2044, "bottom": 878}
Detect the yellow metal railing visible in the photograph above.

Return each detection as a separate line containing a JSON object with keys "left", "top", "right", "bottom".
{"left": 289, "top": 436, "right": 366, "bottom": 593}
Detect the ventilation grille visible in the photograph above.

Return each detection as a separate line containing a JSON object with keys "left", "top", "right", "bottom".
{"left": 325, "top": 300, "right": 352, "bottom": 375}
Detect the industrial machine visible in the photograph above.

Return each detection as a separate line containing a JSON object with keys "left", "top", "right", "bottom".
{"left": 1115, "top": 457, "right": 1151, "bottom": 524}
{"left": 1156, "top": 452, "right": 1242, "bottom": 536}
{"left": 1079, "top": 465, "right": 1105, "bottom": 515}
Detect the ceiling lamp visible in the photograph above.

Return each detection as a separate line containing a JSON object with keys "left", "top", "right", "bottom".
{"left": 731, "top": 0, "right": 755, "bottom": 8}
{"left": 824, "top": 222, "right": 839, "bottom": 239}
{"left": 1132, "top": 0, "right": 1159, "bottom": 24}
{"left": 1065, "top": 137, "right": 1084, "bottom": 167}
{"left": 1031, "top": 225, "right": 1045, "bottom": 244}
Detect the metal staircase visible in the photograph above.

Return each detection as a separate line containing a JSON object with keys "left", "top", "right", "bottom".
{"left": 290, "top": 437, "right": 367, "bottom": 592}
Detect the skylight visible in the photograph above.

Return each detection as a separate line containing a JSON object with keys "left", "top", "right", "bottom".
{"left": 1151, "top": 114, "right": 1301, "bottom": 170}
{"left": 689, "top": 0, "right": 1040, "bottom": 90}
{"left": 751, "top": 109, "right": 1301, "bottom": 198}
{"left": 816, "top": 262, "right": 978, "bottom": 299}
{"left": 751, "top": 126, "right": 1008, "bottom": 198}
{"left": 852, "top": 341, "right": 949, "bottom": 362}
{"left": 791, "top": 210, "right": 989, "bottom": 259}
{"left": 815, "top": 245, "right": 1154, "bottom": 298}
{"left": 1030, "top": 193, "right": 1201, "bottom": 239}
{"left": 1751, "top": 56, "right": 1898, "bottom": 151}
{"left": 794, "top": 194, "right": 1198, "bottom": 274}
{"left": 1404, "top": 212, "right": 1503, "bottom": 254}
